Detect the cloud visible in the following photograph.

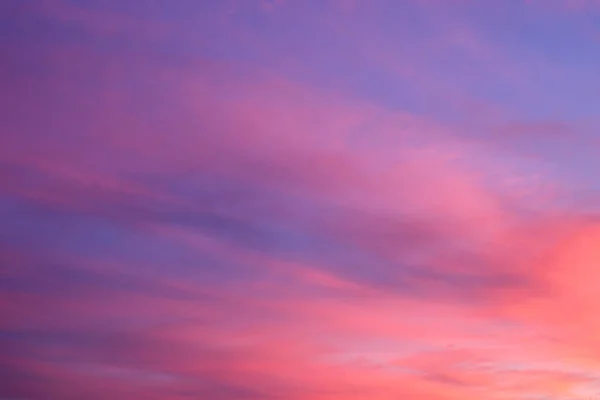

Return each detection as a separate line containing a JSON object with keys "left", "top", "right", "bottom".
{"left": 3, "top": 1, "right": 600, "bottom": 399}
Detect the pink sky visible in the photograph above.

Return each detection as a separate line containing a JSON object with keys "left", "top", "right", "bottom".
{"left": 3, "top": 1, "right": 600, "bottom": 399}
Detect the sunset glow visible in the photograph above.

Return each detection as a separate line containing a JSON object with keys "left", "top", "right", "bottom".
{"left": 3, "top": 1, "right": 600, "bottom": 399}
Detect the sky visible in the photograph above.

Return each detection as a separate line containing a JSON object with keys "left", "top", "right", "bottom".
{"left": 3, "top": 0, "right": 600, "bottom": 399}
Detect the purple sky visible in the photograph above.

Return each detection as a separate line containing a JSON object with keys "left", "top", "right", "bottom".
{"left": 3, "top": 1, "right": 600, "bottom": 399}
